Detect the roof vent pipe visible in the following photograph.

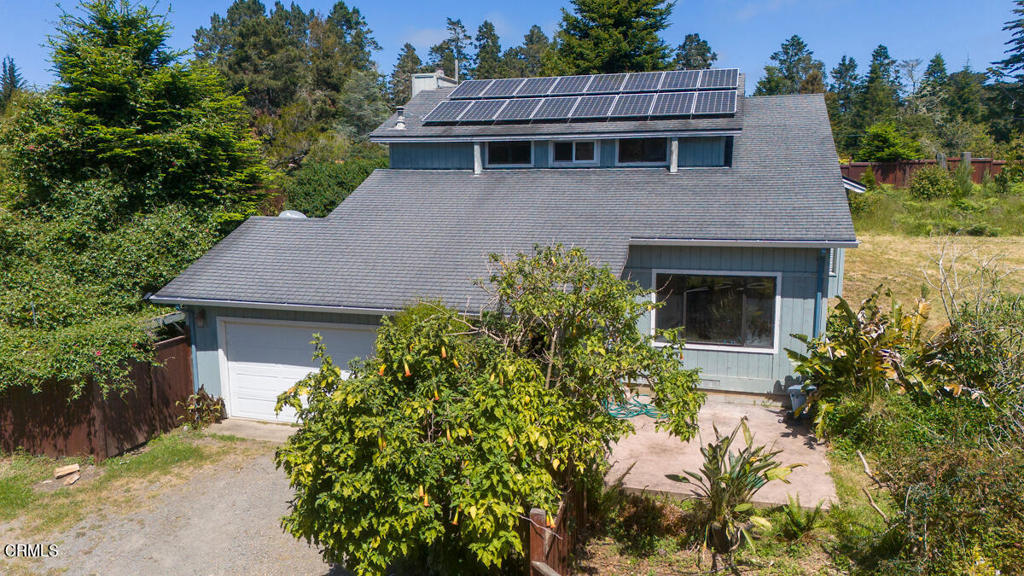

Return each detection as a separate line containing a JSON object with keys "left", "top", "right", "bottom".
{"left": 395, "top": 106, "right": 406, "bottom": 130}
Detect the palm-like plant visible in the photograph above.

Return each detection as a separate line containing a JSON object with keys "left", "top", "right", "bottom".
{"left": 674, "top": 417, "right": 802, "bottom": 571}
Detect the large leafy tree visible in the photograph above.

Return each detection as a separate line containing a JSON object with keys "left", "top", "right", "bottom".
{"left": 753, "top": 35, "right": 825, "bottom": 95}
{"left": 673, "top": 33, "right": 717, "bottom": 70}
{"left": 428, "top": 18, "right": 472, "bottom": 80}
{"left": 471, "top": 21, "right": 505, "bottom": 79}
{"left": 275, "top": 246, "right": 704, "bottom": 575}
{"left": 2, "top": 0, "right": 267, "bottom": 214}
{"left": 547, "top": 0, "right": 674, "bottom": 74}
{"left": 502, "top": 25, "right": 551, "bottom": 78}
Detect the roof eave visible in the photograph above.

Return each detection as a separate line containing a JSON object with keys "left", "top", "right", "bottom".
{"left": 148, "top": 295, "right": 400, "bottom": 316}
{"left": 370, "top": 128, "right": 742, "bottom": 144}
{"left": 630, "top": 237, "right": 860, "bottom": 249}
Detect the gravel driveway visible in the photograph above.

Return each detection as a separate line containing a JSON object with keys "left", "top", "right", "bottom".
{"left": 8, "top": 436, "right": 339, "bottom": 576}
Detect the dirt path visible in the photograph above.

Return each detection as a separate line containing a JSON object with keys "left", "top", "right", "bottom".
{"left": 4, "top": 441, "right": 338, "bottom": 576}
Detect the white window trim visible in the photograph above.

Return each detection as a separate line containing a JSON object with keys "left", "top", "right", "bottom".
{"left": 484, "top": 141, "right": 534, "bottom": 168}
{"left": 649, "top": 268, "right": 783, "bottom": 355}
{"left": 614, "top": 137, "right": 670, "bottom": 167}
{"left": 549, "top": 140, "right": 599, "bottom": 166}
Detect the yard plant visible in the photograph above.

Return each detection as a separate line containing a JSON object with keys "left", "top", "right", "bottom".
{"left": 274, "top": 245, "right": 705, "bottom": 575}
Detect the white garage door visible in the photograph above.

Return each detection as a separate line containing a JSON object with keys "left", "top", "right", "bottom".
{"left": 220, "top": 319, "right": 378, "bottom": 422}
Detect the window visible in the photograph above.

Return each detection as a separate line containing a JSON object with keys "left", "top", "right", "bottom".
{"left": 654, "top": 273, "right": 778, "bottom": 350}
{"left": 617, "top": 138, "right": 667, "bottom": 164}
{"left": 487, "top": 141, "right": 532, "bottom": 166}
{"left": 551, "top": 140, "right": 597, "bottom": 164}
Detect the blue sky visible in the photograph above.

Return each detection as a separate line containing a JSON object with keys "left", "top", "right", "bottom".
{"left": 0, "top": 0, "right": 1015, "bottom": 92}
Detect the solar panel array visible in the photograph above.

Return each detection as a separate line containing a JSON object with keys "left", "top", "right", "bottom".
{"left": 426, "top": 68, "right": 739, "bottom": 124}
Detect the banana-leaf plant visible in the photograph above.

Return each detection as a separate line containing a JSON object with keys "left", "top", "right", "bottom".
{"left": 671, "top": 417, "right": 802, "bottom": 572}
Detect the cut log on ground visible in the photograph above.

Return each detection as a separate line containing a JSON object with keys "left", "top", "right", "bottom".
{"left": 54, "top": 464, "right": 80, "bottom": 479}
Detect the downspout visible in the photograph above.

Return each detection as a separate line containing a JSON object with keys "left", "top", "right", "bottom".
{"left": 813, "top": 248, "right": 827, "bottom": 339}
{"left": 185, "top": 308, "right": 200, "bottom": 393}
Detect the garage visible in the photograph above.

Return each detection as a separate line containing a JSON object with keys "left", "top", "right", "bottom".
{"left": 218, "top": 318, "right": 378, "bottom": 422}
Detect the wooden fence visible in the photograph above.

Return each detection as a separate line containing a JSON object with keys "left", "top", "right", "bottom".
{"left": 0, "top": 335, "right": 194, "bottom": 461}
{"left": 841, "top": 157, "right": 1005, "bottom": 188}
{"left": 527, "top": 487, "right": 587, "bottom": 576}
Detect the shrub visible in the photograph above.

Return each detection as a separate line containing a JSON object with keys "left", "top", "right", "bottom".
{"left": 779, "top": 495, "right": 823, "bottom": 542}
{"left": 282, "top": 155, "right": 387, "bottom": 218}
{"left": 908, "top": 165, "right": 955, "bottom": 199}
{"left": 176, "top": 386, "right": 224, "bottom": 430}
{"left": 672, "top": 418, "right": 799, "bottom": 569}
{"left": 855, "top": 123, "right": 923, "bottom": 162}
{"left": 274, "top": 246, "right": 704, "bottom": 575}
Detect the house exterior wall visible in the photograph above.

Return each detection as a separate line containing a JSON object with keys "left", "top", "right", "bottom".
{"left": 388, "top": 137, "right": 727, "bottom": 170}
{"left": 623, "top": 245, "right": 836, "bottom": 395}
{"left": 185, "top": 306, "right": 380, "bottom": 397}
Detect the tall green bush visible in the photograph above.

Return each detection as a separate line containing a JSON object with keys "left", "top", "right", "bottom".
{"left": 282, "top": 153, "right": 387, "bottom": 217}
{"left": 274, "top": 246, "right": 705, "bottom": 575}
{"left": 908, "top": 165, "right": 955, "bottom": 199}
{"left": 855, "top": 123, "right": 923, "bottom": 162}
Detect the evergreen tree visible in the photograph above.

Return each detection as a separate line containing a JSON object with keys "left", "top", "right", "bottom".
{"left": 548, "top": 0, "right": 674, "bottom": 74}
{"left": 502, "top": 25, "right": 550, "bottom": 77}
{"left": 308, "top": 2, "right": 380, "bottom": 96}
{"left": 830, "top": 56, "right": 859, "bottom": 116}
{"left": 921, "top": 53, "right": 948, "bottom": 92}
{"left": 995, "top": 0, "right": 1024, "bottom": 83}
{"left": 472, "top": 21, "right": 504, "bottom": 79}
{"left": 428, "top": 18, "right": 472, "bottom": 80}
{"left": 852, "top": 44, "right": 902, "bottom": 130}
{"left": 753, "top": 35, "right": 825, "bottom": 95}
{"left": 3, "top": 0, "right": 266, "bottom": 213}
{"left": 673, "top": 33, "right": 717, "bottom": 70}
{"left": 944, "top": 65, "right": 985, "bottom": 123}
{"left": 389, "top": 43, "right": 423, "bottom": 105}
{"left": 0, "top": 56, "right": 26, "bottom": 111}
{"left": 194, "top": 0, "right": 312, "bottom": 113}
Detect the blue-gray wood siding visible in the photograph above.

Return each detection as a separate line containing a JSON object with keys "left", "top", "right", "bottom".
{"left": 623, "top": 245, "right": 837, "bottom": 395}
{"left": 187, "top": 306, "right": 380, "bottom": 398}
{"left": 388, "top": 138, "right": 727, "bottom": 170}
{"left": 185, "top": 244, "right": 844, "bottom": 398}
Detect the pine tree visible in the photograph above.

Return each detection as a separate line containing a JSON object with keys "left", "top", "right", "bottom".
{"left": 428, "top": 18, "right": 471, "bottom": 80}
{"left": 996, "top": 0, "right": 1024, "bottom": 83}
{"left": 922, "top": 53, "right": 948, "bottom": 90}
{"left": 389, "top": 43, "right": 423, "bottom": 105}
{"left": 830, "top": 56, "right": 859, "bottom": 115}
{"left": 502, "top": 25, "right": 550, "bottom": 78}
{"left": 753, "top": 35, "right": 825, "bottom": 95}
{"left": 548, "top": 0, "right": 674, "bottom": 74}
{"left": 0, "top": 56, "right": 26, "bottom": 111}
{"left": 851, "top": 45, "right": 902, "bottom": 132}
{"left": 472, "top": 21, "right": 504, "bottom": 79}
{"left": 673, "top": 33, "right": 717, "bottom": 70}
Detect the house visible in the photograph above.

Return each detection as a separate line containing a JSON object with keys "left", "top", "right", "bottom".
{"left": 152, "top": 68, "right": 857, "bottom": 422}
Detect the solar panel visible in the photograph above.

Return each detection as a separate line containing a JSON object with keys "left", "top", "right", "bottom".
{"left": 448, "top": 79, "right": 494, "bottom": 99}
{"left": 622, "top": 72, "right": 664, "bottom": 92}
{"left": 693, "top": 90, "right": 737, "bottom": 115}
{"left": 585, "top": 73, "right": 627, "bottom": 93}
{"left": 459, "top": 99, "right": 507, "bottom": 122}
{"left": 532, "top": 96, "right": 579, "bottom": 120}
{"left": 550, "top": 75, "right": 592, "bottom": 95}
{"left": 482, "top": 78, "right": 526, "bottom": 98}
{"left": 516, "top": 77, "right": 558, "bottom": 96}
{"left": 650, "top": 91, "right": 695, "bottom": 116}
{"left": 570, "top": 95, "right": 616, "bottom": 118}
{"left": 422, "top": 100, "right": 473, "bottom": 123}
{"left": 699, "top": 68, "right": 739, "bottom": 89}
{"left": 611, "top": 93, "right": 655, "bottom": 117}
{"left": 495, "top": 98, "right": 540, "bottom": 121}
{"left": 660, "top": 70, "right": 701, "bottom": 91}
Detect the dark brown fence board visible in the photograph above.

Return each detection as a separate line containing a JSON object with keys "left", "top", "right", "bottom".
{"left": 841, "top": 158, "right": 1005, "bottom": 188}
{"left": 527, "top": 487, "right": 587, "bottom": 576}
{"left": 0, "top": 335, "right": 193, "bottom": 461}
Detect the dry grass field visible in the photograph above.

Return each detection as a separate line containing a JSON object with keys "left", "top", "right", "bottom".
{"left": 840, "top": 234, "right": 1024, "bottom": 327}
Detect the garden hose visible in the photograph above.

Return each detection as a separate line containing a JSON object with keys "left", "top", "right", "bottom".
{"left": 603, "top": 393, "right": 664, "bottom": 419}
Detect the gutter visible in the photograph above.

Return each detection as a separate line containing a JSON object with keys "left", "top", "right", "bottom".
{"left": 371, "top": 129, "right": 742, "bottom": 144}
{"left": 148, "top": 295, "right": 400, "bottom": 316}
{"left": 630, "top": 238, "right": 860, "bottom": 249}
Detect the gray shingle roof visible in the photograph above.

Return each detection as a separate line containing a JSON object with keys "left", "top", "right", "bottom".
{"left": 155, "top": 93, "right": 855, "bottom": 313}
{"left": 369, "top": 83, "right": 744, "bottom": 141}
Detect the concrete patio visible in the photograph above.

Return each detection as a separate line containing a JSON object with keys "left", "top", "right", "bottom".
{"left": 607, "top": 394, "right": 836, "bottom": 508}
